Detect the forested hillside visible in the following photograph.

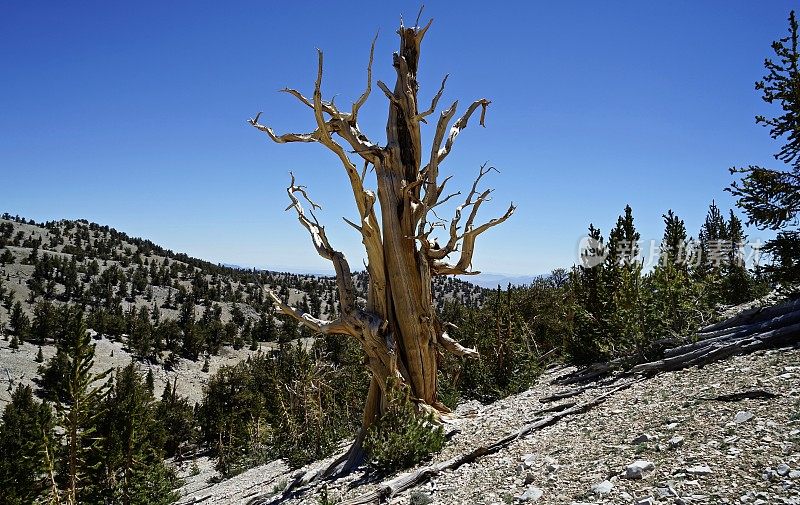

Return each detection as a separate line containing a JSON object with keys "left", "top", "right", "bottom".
{"left": 2, "top": 6, "right": 800, "bottom": 505}
{"left": 0, "top": 214, "right": 484, "bottom": 363}
{"left": 0, "top": 214, "right": 488, "bottom": 503}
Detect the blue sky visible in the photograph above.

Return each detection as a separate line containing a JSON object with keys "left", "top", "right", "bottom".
{"left": 0, "top": 2, "right": 791, "bottom": 275}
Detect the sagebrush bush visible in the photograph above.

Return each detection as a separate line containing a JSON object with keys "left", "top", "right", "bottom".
{"left": 363, "top": 388, "right": 444, "bottom": 474}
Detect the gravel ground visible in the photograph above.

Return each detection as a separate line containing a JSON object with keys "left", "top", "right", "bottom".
{"left": 177, "top": 345, "right": 800, "bottom": 505}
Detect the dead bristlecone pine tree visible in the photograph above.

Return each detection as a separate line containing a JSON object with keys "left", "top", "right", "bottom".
{"left": 249, "top": 17, "right": 515, "bottom": 474}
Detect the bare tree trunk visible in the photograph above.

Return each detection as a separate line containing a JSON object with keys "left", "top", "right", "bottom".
{"left": 249, "top": 18, "right": 514, "bottom": 469}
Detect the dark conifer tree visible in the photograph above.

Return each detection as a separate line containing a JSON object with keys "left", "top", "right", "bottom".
{"left": 156, "top": 380, "right": 194, "bottom": 459}
{"left": 86, "top": 364, "right": 177, "bottom": 505}
{"left": 568, "top": 224, "right": 607, "bottom": 363}
{"left": 729, "top": 11, "right": 800, "bottom": 285}
{"left": 32, "top": 300, "right": 55, "bottom": 345}
{"left": 697, "top": 201, "right": 729, "bottom": 278}
{"left": 0, "top": 248, "right": 14, "bottom": 266}
{"left": 10, "top": 300, "right": 30, "bottom": 339}
{"left": 644, "top": 211, "right": 708, "bottom": 339}
{"left": 51, "top": 319, "right": 111, "bottom": 504}
{"left": 660, "top": 210, "right": 689, "bottom": 269}
{"left": 0, "top": 385, "right": 56, "bottom": 505}
{"left": 604, "top": 206, "right": 644, "bottom": 357}
{"left": 722, "top": 211, "right": 753, "bottom": 303}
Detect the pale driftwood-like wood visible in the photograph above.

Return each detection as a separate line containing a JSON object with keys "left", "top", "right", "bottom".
{"left": 696, "top": 297, "right": 800, "bottom": 335}
{"left": 551, "top": 298, "right": 800, "bottom": 385}
{"left": 630, "top": 320, "right": 800, "bottom": 374}
{"left": 250, "top": 17, "right": 513, "bottom": 473}
{"left": 624, "top": 298, "right": 800, "bottom": 375}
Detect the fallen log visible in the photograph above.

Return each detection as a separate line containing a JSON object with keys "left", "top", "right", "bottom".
{"left": 631, "top": 320, "right": 800, "bottom": 374}
{"left": 665, "top": 309, "right": 800, "bottom": 358}
{"left": 697, "top": 297, "right": 800, "bottom": 335}
{"left": 551, "top": 361, "right": 617, "bottom": 386}
{"left": 538, "top": 386, "right": 587, "bottom": 403}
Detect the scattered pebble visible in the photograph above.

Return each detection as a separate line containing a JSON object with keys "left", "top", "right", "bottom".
{"left": 591, "top": 480, "right": 613, "bottom": 495}
{"left": 517, "top": 486, "right": 543, "bottom": 502}
{"left": 625, "top": 460, "right": 655, "bottom": 479}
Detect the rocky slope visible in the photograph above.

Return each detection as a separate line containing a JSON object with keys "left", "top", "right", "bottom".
{"left": 174, "top": 343, "right": 800, "bottom": 505}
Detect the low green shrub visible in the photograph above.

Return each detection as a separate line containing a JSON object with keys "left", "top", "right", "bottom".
{"left": 363, "top": 388, "right": 444, "bottom": 474}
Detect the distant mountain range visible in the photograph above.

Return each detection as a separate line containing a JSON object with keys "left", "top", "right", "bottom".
{"left": 221, "top": 263, "right": 537, "bottom": 289}
{"left": 468, "top": 273, "right": 538, "bottom": 288}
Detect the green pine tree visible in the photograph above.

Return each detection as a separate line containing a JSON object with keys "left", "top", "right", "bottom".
{"left": 604, "top": 205, "right": 644, "bottom": 358}
{"left": 644, "top": 211, "right": 710, "bottom": 339}
{"left": 729, "top": 10, "right": 800, "bottom": 285}
{"left": 9, "top": 300, "right": 30, "bottom": 339}
{"left": 156, "top": 379, "right": 195, "bottom": 459}
{"left": 86, "top": 364, "right": 178, "bottom": 505}
{"left": 52, "top": 319, "right": 111, "bottom": 505}
{"left": 0, "top": 385, "right": 56, "bottom": 505}
{"left": 0, "top": 248, "right": 14, "bottom": 266}
{"left": 568, "top": 224, "right": 608, "bottom": 363}
{"left": 721, "top": 210, "right": 752, "bottom": 304}
{"left": 146, "top": 368, "right": 155, "bottom": 394}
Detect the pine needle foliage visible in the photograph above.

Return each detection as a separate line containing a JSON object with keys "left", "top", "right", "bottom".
{"left": 363, "top": 386, "right": 444, "bottom": 474}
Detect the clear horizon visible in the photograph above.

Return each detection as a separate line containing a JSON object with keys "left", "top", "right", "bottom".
{"left": 1, "top": 2, "right": 789, "bottom": 276}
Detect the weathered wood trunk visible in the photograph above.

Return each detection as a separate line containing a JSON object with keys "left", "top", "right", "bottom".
{"left": 378, "top": 26, "right": 437, "bottom": 406}
{"left": 249, "top": 19, "right": 514, "bottom": 470}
